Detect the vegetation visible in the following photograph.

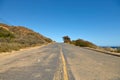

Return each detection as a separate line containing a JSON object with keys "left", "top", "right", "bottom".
{"left": 0, "top": 23, "right": 52, "bottom": 52}
{"left": 0, "top": 27, "right": 14, "bottom": 38}
{"left": 63, "top": 36, "right": 71, "bottom": 43}
{"left": 0, "top": 43, "right": 22, "bottom": 52}
{"left": 71, "top": 39, "right": 97, "bottom": 48}
{"left": 62, "top": 36, "right": 120, "bottom": 53}
{"left": 62, "top": 36, "right": 97, "bottom": 48}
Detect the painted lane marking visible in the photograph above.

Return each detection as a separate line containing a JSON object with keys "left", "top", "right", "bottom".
{"left": 60, "top": 46, "right": 69, "bottom": 80}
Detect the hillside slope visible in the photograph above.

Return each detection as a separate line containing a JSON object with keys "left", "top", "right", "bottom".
{"left": 0, "top": 23, "right": 52, "bottom": 52}
{"left": 71, "top": 39, "right": 97, "bottom": 48}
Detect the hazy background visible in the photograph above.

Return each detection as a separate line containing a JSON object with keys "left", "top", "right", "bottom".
{"left": 0, "top": 0, "right": 120, "bottom": 46}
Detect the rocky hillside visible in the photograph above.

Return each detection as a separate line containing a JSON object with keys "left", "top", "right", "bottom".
{"left": 0, "top": 23, "right": 52, "bottom": 52}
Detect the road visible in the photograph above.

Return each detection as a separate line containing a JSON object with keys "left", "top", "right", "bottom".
{"left": 0, "top": 43, "right": 120, "bottom": 80}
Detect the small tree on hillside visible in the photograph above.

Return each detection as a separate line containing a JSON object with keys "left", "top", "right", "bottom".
{"left": 63, "top": 36, "right": 71, "bottom": 43}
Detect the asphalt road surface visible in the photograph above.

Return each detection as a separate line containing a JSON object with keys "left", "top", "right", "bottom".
{"left": 0, "top": 43, "right": 120, "bottom": 80}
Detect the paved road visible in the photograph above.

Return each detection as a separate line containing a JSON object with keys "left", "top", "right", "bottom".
{"left": 0, "top": 43, "right": 120, "bottom": 80}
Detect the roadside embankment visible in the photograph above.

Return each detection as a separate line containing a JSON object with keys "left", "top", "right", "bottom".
{"left": 83, "top": 47, "right": 120, "bottom": 57}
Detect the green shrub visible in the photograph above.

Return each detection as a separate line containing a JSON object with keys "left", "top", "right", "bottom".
{"left": 63, "top": 36, "right": 71, "bottom": 43}
{"left": 0, "top": 27, "right": 14, "bottom": 38}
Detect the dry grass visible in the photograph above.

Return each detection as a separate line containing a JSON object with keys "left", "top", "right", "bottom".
{"left": 0, "top": 43, "right": 22, "bottom": 52}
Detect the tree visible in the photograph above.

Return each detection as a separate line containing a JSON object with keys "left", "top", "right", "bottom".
{"left": 63, "top": 36, "right": 71, "bottom": 43}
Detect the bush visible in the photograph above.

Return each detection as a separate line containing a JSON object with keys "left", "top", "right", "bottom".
{"left": 0, "top": 27, "right": 14, "bottom": 38}
{"left": 63, "top": 36, "right": 71, "bottom": 43}
{"left": 0, "top": 43, "right": 22, "bottom": 52}
{"left": 71, "top": 39, "right": 97, "bottom": 48}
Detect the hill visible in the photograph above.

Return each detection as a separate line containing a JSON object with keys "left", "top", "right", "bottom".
{"left": 0, "top": 23, "right": 52, "bottom": 52}
{"left": 71, "top": 39, "right": 120, "bottom": 53}
{"left": 63, "top": 36, "right": 97, "bottom": 48}
{"left": 71, "top": 39, "right": 97, "bottom": 48}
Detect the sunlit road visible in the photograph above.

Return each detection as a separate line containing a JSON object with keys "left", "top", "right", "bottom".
{"left": 0, "top": 43, "right": 120, "bottom": 80}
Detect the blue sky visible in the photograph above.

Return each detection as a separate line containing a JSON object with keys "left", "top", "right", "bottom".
{"left": 0, "top": 0, "right": 120, "bottom": 46}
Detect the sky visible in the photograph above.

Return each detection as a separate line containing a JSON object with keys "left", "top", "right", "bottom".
{"left": 0, "top": 0, "right": 120, "bottom": 46}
